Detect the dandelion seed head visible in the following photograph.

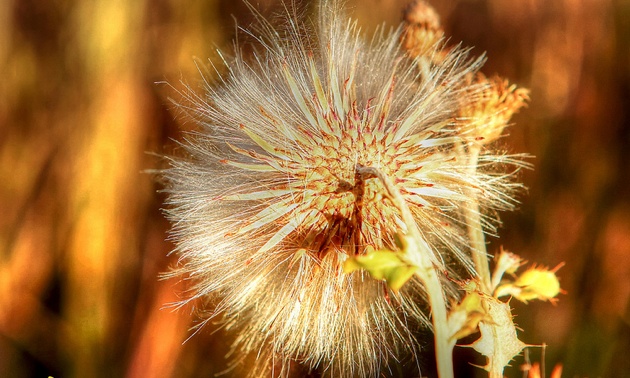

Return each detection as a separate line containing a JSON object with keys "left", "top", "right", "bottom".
{"left": 163, "top": 1, "right": 524, "bottom": 376}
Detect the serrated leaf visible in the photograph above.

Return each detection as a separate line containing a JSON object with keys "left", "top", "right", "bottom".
{"left": 470, "top": 298, "right": 526, "bottom": 376}
{"left": 343, "top": 250, "right": 417, "bottom": 292}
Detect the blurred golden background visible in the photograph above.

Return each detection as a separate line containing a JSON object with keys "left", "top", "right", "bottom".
{"left": 1, "top": 0, "right": 629, "bottom": 377}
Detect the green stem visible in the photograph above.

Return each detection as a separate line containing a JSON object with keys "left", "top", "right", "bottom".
{"left": 357, "top": 165, "right": 454, "bottom": 378}
{"left": 413, "top": 246, "right": 454, "bottom": 378}
{"left": 465, "top": 145, "right": 492, "bottom": 293}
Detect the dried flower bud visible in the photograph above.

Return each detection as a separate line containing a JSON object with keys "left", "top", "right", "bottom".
{"left": 401, "top": 0, "right": 446, "bottom": 62}
{"left": 458, "top": 73, "right": 530, "bottom": 144}
{"left": 491, "top": 248, "right": 525, "bottom": 291}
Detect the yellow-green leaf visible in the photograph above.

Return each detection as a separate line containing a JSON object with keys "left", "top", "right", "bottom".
{"left": 495, "top": 264, "right": 564, "bottom": 303}
{"left": 343, "top": 250, "right": 417, "bottom": 292}
{"left": 447, "top": 290, "right": 487, "bottom": 341}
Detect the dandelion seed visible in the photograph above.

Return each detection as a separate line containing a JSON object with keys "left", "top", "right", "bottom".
{"left": 163, "top": 1, "right": 523, "bottom": 376}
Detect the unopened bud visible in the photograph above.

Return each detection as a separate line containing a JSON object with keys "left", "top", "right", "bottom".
{"left": 401, "top": 1, "right": 446, "bottom": 62}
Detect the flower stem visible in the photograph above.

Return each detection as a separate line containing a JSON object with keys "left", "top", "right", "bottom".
{"left": 357, "top": 165, "right": 454, "bottom": 378}
{"left": 412, "top": 248, "right": 454, "bottom": 378}
{"left": 465, "top": 145, "right": 492, "bottom": 293}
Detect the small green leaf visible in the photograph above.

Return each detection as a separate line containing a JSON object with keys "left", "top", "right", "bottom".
{"left": 495, "top": 263, "right": 564, "bottom": 304}
{"left": 343, "top": 250, "right": 417, "bottom": 292}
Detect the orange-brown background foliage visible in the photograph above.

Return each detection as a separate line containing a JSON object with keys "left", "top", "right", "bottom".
{"left": 1, "top": 0, "right": 629, "bottom": 377}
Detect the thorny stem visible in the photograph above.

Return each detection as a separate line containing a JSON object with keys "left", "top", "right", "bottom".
{"left": 465, "top": 145, "right": 493, "bottom": 293}
{"left": 489, "top": 371, "right": 502, "bottom": 378}
{"left": 356, "top": 165, "right": 454, "bottom": 378}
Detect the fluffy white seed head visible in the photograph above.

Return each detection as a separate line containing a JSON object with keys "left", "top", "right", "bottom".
{"left": 163, "top": 1, "right": 524, "bottom": 376}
